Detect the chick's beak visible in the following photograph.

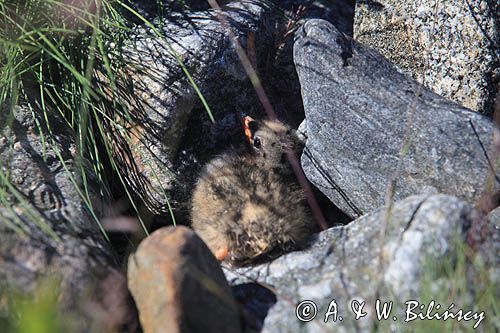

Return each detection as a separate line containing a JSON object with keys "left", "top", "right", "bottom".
{"left": 243, "top": 116, "right": 254, "bottom": 143}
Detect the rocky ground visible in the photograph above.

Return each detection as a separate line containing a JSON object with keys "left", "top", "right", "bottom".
{"left": 0, "top": 0, "right": 498, "bottom": 332}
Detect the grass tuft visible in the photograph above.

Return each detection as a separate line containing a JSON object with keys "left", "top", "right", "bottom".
{"left": 0, "top": 0, "right": 208, "bottom": 239}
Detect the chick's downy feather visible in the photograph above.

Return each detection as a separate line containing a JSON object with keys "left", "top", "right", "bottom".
{"left": 191, "top": 117, "right": 313, "bottom": 264}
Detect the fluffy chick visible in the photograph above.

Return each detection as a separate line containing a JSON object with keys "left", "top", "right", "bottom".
{"left": 190, "top": 116, "right": 313, "bottom": 265}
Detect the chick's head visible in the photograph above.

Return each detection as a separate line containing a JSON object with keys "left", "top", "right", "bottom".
{"left": 243, "top": 116, "right": 303, "bottom": 167}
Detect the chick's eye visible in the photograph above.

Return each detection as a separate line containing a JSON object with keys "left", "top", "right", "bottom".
{"left": 253, "top": 137, "right": 262, "bottom": 149}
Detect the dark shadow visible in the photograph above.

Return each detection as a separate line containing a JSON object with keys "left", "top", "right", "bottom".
{"left": 311, "top": 181, "right": 352, "bottom": 226}
{"left": 232, "top": 282, "right": 277, "bottom": 333}
{"left": 357, "top": 0, "right": 385, "bottom": 11}
{"left": 269, "top": 0, "right": 356, "bottom": 36}
{"left": 303, "top": 147, "right": 364, "bottom": 217}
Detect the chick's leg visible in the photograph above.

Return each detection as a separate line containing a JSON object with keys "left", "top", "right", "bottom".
{"left": 215, "top": 246, "right": 229, "bottom": 261}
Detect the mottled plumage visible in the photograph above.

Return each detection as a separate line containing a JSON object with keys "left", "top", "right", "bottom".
{"left": 191, "top": 117, "right": 313, "bottom": 265}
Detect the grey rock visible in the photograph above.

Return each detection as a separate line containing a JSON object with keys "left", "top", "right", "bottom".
{"left": 487, "top": 206, "right": 500, "bottom": 227}
{"left": 478, "top": 205, "right": 500, "bottom": 283}
{"left": 129, "top": 0, "right": 214, "bottom": 17}
{"left": 354, "top": 0, "right": 499, "bottom": 115}
{"left": 130, "top": 0, "right": 356, "bottom": 35}
{"left": 224, "top": 195, "right": 496, "bottom": 332}
{"left": 294, "top": 19, "right": 498, "bottom": 218}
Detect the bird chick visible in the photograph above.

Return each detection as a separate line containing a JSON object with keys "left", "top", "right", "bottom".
{"left": 191, "top": 116, "right": 314, "bottom": 265}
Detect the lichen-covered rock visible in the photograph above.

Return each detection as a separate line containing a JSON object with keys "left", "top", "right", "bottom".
{"left": 224, "top": 195, "right": 498, "bottom": 332}
{"left": 128, "top": 226, "right": 241, "bottom": 333}
{"left": 354, "top": 0, "right": 499, "bottom": 115}
{"left": 294, "top": 19, "right": 498, "bottom": 218}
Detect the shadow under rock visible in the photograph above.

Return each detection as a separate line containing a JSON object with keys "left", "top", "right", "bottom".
{"left": 232, "top": 282, "right": 277, "bottom": 333}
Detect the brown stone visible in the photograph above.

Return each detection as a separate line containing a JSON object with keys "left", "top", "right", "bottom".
{"left": 127, "top": 226, "right": 241, "bottom": 333}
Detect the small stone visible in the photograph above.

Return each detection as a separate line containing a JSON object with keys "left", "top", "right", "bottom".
{"left": 128, "top": 226, "right": 241, "bottom": 333}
